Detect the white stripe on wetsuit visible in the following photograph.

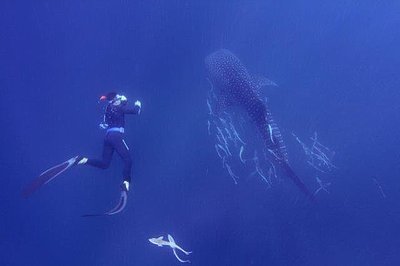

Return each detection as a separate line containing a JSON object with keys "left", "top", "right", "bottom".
{"left": 122, "top": 139, "right": 129, "bottom": 150}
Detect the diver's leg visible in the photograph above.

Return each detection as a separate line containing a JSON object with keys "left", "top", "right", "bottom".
{"left": 85, "top": 138, "right": 114, "bottom": 169}
{"left": 111, "top": 133, "right": 133, "bottom": 184}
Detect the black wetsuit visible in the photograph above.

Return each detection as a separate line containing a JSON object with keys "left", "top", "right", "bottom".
{"left": 86, "top": 103, "right": 140, "bottom": 183}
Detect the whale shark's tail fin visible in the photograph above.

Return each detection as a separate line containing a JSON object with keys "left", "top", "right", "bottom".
{"left": 281, "top": 162, "right": 316, "bottom": 202}
{"left": 258, "top": 117, "right": 314, "bottom": 201}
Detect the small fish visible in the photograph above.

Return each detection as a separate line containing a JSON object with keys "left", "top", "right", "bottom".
{"left": 206, "top": 99, "right": 213, "bottom": 115}
{"left": 216, "top": 127, "right": 228, "bottom": 145}
{"left": 216, "top": 144, "right": 229, "bottom": 157}
{"left": 256, "top": 165, "right": 271, "bottom": 187}
{"left": 230, "top": 123, "right": 245, "bottom": 145}
{"left": 372, "top": 177, "right": 387, "bottom": 199}
{"left": 239, "top": 146, "right": 245, "bottom": 163}
{"left": 313, "top": 176, "right": 331, "bottom": 196}
{"left": 149, "top": 234, "right": 192, "bottom": 263}
{"left": 268, "top": 124, "right": 275, "bottom": 144}
{"left": 224, "top": 163, "right": 239, "bottom": 184}
{"left": 224, "top": 127, "right": 233, "bottom": 140}
{"left": 215, "top": 144, "right": 223, "bottom": 158}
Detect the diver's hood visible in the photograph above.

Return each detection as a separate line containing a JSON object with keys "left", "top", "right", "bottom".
{"left": 100, "top": 92, "right": 128, "bottom": 106}
{"left": 100, "top": 92, "right": 117, "bottom": 101}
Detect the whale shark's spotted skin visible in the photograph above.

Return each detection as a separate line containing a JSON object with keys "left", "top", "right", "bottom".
{"left": 205, "top": 49, "right": 314, "bottom": 201}
{"left": 205, "top": 49, "right": 287, "bottom": 163}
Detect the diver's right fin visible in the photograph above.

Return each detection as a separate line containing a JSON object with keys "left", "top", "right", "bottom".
{"left": 22, "top": 156, "right": 78, "bottom": 198}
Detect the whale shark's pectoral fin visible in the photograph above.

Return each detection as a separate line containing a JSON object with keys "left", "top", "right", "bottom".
{"left": 251, "top": 75, "right": 278, "bottom": 98}
{"left": 173, "top": 248, "right": 191, "bottom": 263}
{"left": 252, "top": 74, "right": 278, "bottom": 89}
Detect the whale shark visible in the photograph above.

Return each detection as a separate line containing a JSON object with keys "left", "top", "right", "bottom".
{"left": 205, "top": 49, "right": 315, "bottom": 201}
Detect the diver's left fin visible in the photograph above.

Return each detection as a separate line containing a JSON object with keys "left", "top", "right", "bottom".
{"left": 82, "top": 190, "right": 128, "bottom": 217}
{"left": 22, "top": 156, "right": 78, "bottom": 198}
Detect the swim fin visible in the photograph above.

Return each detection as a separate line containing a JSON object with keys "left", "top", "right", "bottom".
{"left": 81, "top": 190, "right": 128, "bottom": 217}
{"left": 22, "top": 156, "right": 78, "bottom": 198}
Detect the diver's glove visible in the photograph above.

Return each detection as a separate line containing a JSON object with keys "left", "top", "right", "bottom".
{"left": 121, "top": 181, "right": 130, "bottom": 192}
{"left": 99, "top": 122, "right": 108, "bottom": 129}
{"left": 134, "top": 100, "right": 142, "bottom": 114}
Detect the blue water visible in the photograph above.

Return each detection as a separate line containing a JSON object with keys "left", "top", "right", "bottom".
{"left": 1, "top": 1, "right": 400, "bottom": 265}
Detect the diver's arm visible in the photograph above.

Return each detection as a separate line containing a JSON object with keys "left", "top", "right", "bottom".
{"left": 122, "top": 101, "right": 141, "bottom": 114}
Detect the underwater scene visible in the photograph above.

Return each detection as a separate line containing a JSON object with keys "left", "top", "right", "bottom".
{"left": 1, "top": 1, "right": 400, "bottom": 265}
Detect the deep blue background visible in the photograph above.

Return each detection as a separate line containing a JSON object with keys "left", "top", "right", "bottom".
{"left": 1, "top": 1, "right": 400, "bottom": 265}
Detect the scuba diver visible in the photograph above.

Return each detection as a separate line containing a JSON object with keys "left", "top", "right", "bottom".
{"left": 22, "top": 92, "right": 142, "bottom": 216}
{"left": 76, "top": 92, "right": 141, "bottom": 192}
